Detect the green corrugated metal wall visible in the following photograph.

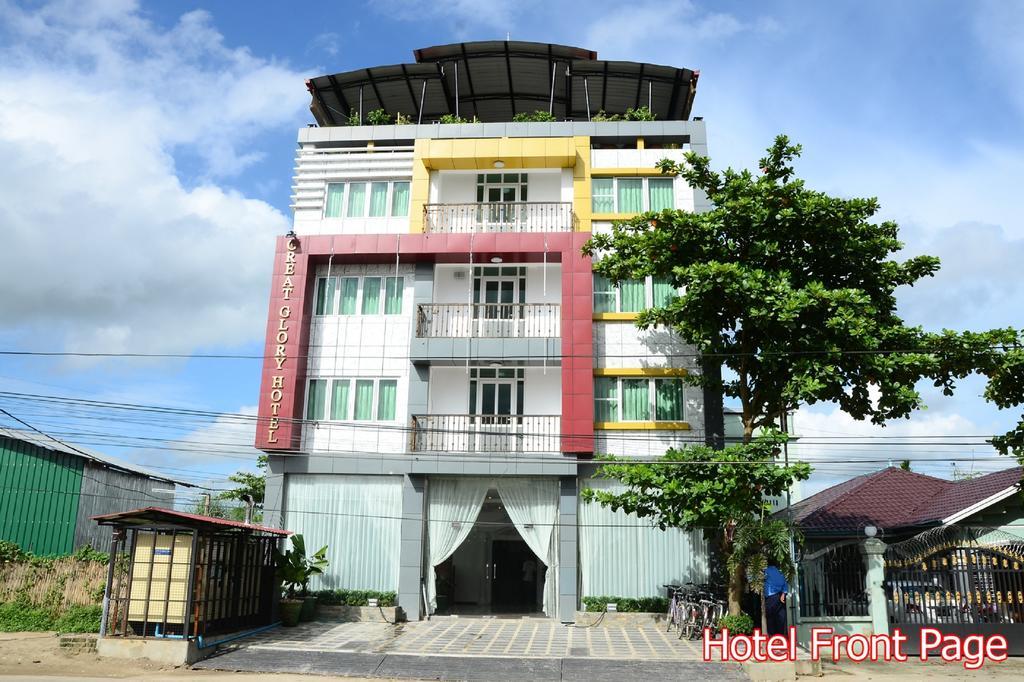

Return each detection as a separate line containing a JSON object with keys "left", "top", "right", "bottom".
{"left": 0, "top": 437, "right": 83, "bottom": 555}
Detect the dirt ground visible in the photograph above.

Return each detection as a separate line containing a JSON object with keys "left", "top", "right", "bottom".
{"left": 0, "top": 632, "right": 387, "bottom": 681}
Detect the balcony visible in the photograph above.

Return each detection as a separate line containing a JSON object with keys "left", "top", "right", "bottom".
{"left": 411, "top": 414, "right": 560, "bottom": 453}
{"left": 416, "top": 303, "right": 560, "bottom": 338}
{"left": 423, "top": 202, "right": 575, "bottom": 233}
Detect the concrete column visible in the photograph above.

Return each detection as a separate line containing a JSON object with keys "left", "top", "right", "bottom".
{"left": 557, "top": 476, "right": 578, "bottom": 623}
{"left": 398, "top": 474, "right": 426, "bottom": 620}
{"left": 263, "top": 456, "right": 286, "bottom": 529}
{"left": 860, "top": 537, "right": 888, "bottom": 636}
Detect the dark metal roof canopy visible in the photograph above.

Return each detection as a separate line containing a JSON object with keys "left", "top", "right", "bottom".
{"left": 306, "top": 40, "right": 698, "bottom": 126}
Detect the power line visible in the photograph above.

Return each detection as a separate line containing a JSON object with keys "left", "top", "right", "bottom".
{"left": 0, "top": 343, "right": 1019, "bottom": 361}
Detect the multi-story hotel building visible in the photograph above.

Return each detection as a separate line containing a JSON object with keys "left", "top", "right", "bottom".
{"left": 257, "top": 41, "right": 721, "bottom": 622}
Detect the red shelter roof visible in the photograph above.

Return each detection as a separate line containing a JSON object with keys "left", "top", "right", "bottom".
{"left": 92, "top": 507, "right": 291, "bottom": 536}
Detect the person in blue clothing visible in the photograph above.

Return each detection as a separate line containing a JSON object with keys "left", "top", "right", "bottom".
{"left": 763, "top": 563, "right": 789, "bottom": 636}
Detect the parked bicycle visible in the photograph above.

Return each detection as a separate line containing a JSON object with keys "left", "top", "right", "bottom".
{"left": 665, "top": 583, "right": 727, "bottom": 640}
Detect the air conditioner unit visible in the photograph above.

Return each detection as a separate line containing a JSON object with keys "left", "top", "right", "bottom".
{"left": 453, "top": 271, "right": 466, "bottom": 280}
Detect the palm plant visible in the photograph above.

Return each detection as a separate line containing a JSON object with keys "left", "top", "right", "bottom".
{"left": 274, "top": 534, "right": 329, "bottom": 600}
{"left": 727, "top": 518, "right": 801, "bottom": 633}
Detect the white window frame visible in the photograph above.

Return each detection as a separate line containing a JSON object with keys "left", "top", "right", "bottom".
{"left": 595, "top": 377, "right": 686, "bottom": 422}
{"left": 322, "top": 180, "right": 412, "bottom": 219}
{"left": 591, "top": 176, "right": 675, "bottom": 213}
{"left": 313, "top": 275, "right": 404, "bottom": 317}
{"left": 305, "top": 377, "right": 400, "bottom": 422}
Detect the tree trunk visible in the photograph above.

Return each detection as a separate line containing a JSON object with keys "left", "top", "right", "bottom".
{"left": 728, "top": 564, "right": 745, "bottom": 616}
{"left": 761, "top": 591, "right": 767, "bottom": 634}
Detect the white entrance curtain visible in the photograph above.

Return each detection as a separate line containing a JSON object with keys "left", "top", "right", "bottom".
{"left": 579, "top": 479, "right": 709, "bottom": 598}
{"left": 427, "top": 478, "right": 490, "bottom": 613}
{"left": 497, "top": 478, "right": 560, "bottom": 616}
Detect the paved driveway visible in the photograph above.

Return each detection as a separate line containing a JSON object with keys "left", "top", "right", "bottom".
{"left": 194, "top": 617, "right": 749, "bottom": 680}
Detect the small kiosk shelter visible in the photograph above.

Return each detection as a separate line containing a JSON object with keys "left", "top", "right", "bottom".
{"left": 93, "top": 507, "right": 290, "bottom": 647}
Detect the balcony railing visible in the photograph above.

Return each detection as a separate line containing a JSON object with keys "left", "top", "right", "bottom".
{"left": 416, "top": 303, "right": 560, "bottom": 338}
{"left": 423, "top": 202, "right": 575, "bottom": 233}
{"left": 411, "top": 414, "right": 560, "bottom": 452}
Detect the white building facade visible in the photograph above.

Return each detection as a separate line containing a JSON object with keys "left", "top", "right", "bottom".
{"left": 257, "top": 41, "right": 722, "bottom": 621}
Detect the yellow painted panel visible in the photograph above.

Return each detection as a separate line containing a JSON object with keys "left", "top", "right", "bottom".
{"left": 572, "top": 136, "right": 592, "bottom": 232}
{"left": 592, "top": 312, "right": 640, "bottom": 321}
{"left": 474, "top": 138, "right": 501, "bottom": 161}
{"left": 591, "top": 212, "right": 640, "bottom": 221}
{"left": 594, "top": 421, "right": 691, "bottom": 431}
{"left": 593, "top": 367, "right": 689, "bottom": 377}
{"left": 636, "top": 137, "right": 645, "bottom": 150}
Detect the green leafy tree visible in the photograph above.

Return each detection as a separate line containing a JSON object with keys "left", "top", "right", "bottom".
{"left": 582, "top": 435, "right": 809, "bottom": 614}
{"left": 728, "top": 518, "right": 801, "bottom": 632}
{"left": 215, "top": 455, "right": 267, "bottom": 522}
{"left": 982, "top": 333, "right": 1024, "bottom": 459}
{"left": 900, "top": 459, "right": 912, "bottom": 471}
{"left": 582, "top": 135, "right": 1009, "bottom": 614}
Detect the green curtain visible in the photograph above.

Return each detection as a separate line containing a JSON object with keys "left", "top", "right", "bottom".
{"left": 652, "top": 276, "right": 674, "bottom": 308}
{"left": 617, "top": 178, "right": 643, "bottom": 212}
{"left": 307, "top": 379, "right": 326, "bottom": 421}
{"left": 594, "top": 377, "right": 619, "bottom": 422}
{"left": 620, "top": 280, "right": 645, "bottom": 312}
{"left": 330, "top": 380, "right": 350, "bottom": 420}
{"left": 339, "top": 277, "right": 358, "bottom": 314}
{"left": 325, "top": 183, "right": 345, "bottom": 218}
{"left": 361, "top": 277, "right": 381, "bottom": 314}
{"left": 655, "top": 379, "right": 685, "bottom": 421}
{"left": 391, "top": 182, "right": 410, "bottom": 216}
{"left": 347, "top": 182, "right": 366, "bottom": 217}
{"left": 354, "top": 380, "right": 374, "bottom": 420}
{"left": 315, "top": 277, "right": 337, "bottom": 315}
{"left": 377, "top": 380, "right": 397, "bottom": 421}
{"left": 621, "top": 379, "right": 650, "bottom": 420}
{"left": 648, "top": 178, "right": 674, "bottom": 211}
{"left": 592, "top": 178, "right": 614, "bottom": 212}
{"left": 369, "top": 182, "right": 389, "bottom": 217}
{"left": 384, "top": 277, "right": 403, "bottom": 314}
{"left": 593, "top": 274, "right": 616, "bottom": 313}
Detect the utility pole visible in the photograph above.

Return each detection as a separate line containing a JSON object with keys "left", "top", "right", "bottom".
{"left": 201, "top": 493, "right": 211, "bottom": 516}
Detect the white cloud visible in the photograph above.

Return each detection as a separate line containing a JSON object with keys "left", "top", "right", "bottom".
{"left": 0, "top": 1, "right": 310, "bottom": 354}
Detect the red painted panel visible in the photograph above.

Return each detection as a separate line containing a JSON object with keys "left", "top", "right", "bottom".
{"left": 255, "top": 230, "right": 596, "bottom": 454}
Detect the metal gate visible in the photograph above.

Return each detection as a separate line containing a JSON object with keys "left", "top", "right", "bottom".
{"left": 884, "top": 526, "right": 1024, "bottom": 654}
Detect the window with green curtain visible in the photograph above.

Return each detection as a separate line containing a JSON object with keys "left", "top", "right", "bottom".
{"left": 315, "top": 277, "right": 337, "bottom": 315}
{"left": 592, "top": 178, "right": 614, "bottom": 213}
{"left": 369, "top": 182, "right": 389, "bottom": 217}
{"left": 652, "top": 276, "right": 675, "bottom": 308}
{"left": 655, "top": 378, "right": 685, "bottom": 421}
{"left": 648, "top": 178, "right": 674, "bottom": 211}
{"left": 339, "top": 277, "right": 359, "bottom": 314}
{"left": 391, "top": 182, "right": 410, "bottom": 216}
{"left": 346, "top": 182, "right": 366, "bottom": 217}
{"left": 617, "top": 178, "right": 643, "bottom": 213}
{"left": 354, "top": 380, "right": 374, "bottom": 420}
{"left": 621, "top": 379, "right": 651, "bottom": 420}
{"left": 384, "top": 277, "right": 403, "bottom": 314}
{"left": 593, "top": 274, "right": 616, "bottom": 313}
{"left": 361, "top": 277, "right": 381, "bottom": 314}
{"left": 594, "top": 377, "right": 619, "bottom": 422}
{"left": 376, "top": 380, "right": 397, "bottom": 421}
{"left": 306, "top": 379, "right": 327, "bottom": 421}
{"left": 325, "top": 183, "right": 345, "bottom": 218}
{"left": 619, "top": 280, "right": 645, "bottom": 312}
{"left": 330, "top": 379, "right": 350, "bottom": 420}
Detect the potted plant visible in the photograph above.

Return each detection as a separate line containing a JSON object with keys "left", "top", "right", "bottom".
{"left": 274, "top": 534, "right": 329, "bottom": 626}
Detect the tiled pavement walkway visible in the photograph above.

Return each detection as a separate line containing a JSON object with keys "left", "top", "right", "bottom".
{"left": 240, "top": 617, "right": 704, "bottom": 660}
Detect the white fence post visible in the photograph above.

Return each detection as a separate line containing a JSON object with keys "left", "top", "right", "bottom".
{"left": 860, "top": 537, "right": 889, "bottom": 637}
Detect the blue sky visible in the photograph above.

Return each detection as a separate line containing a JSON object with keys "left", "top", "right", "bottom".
{"left": 0, "top": 0, "right": 1022, "bottom": 497}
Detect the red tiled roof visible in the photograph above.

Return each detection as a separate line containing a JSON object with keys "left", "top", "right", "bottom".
{"left": 92, "top": 507, "right": 291, "bottom": 536}
{"left": 784, "top": 466, "right": 1023, "bottom": 534}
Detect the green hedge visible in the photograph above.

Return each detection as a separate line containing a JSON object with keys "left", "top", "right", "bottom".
{"left": 314, "top": 589, "right": 397, "bottom": 607}
{"left": 581, "top": 596, "right": 670, "bottom": 613}
{"left": 717, "top": 612, "right": 754, "bottom": 635}
{"left": 0, "top": 603, "right": 102, "bottom": 633}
